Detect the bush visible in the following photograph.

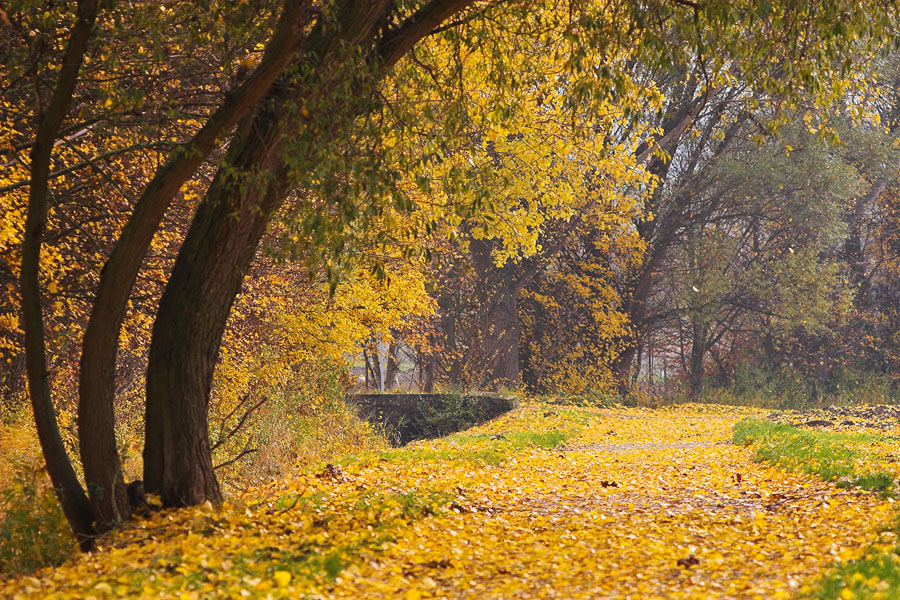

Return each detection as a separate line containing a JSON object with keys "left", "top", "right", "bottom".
{"left": 212, "top": 360, "right": 388, "bottom": 491}
{"left": 699, "top": 361, "right": 900, "bottom": 409}
{"left": 0, "top": 421, "right": 76, "bottom": 575}
{"left": 414, "top": 391, "right": 488, "bottom": 439}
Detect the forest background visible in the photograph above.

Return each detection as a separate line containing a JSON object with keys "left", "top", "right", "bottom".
{"left": 2, "top": 0, "right": 900, "bottom": 571}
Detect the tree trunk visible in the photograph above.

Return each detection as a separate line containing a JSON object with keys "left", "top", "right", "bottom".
{"left": 611, "top": 265, "right": 654, "bottom": 394}
{"left": 384, "top": 340, "right": 400, "bottom": 390}
{"left": 21, "top": 0, "right": 100, "bottom": 550}
{"left": 464, "top": 238, "right": 521, "bottom": 389}
{"left": 78, "top": 0, "right": 313, "bottom": 526}
{"left": 423, "top": 352, "right": 436, "bottom": 392}
{"left": 439, "top": 290, "right": 462, "bottom": 385}
{"left": 688, "top": 320, "right": 709, "bottom": 399}
{"left": 368, "top": 341, "right": 384, "bottom": 391}
{"left": 144, "top": 130, "right": 287, "bottom": 506}
{"left": 143, "top": 0, "right": 471, "bottom": 507}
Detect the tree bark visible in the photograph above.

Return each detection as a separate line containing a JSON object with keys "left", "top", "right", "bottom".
{"left": 144, "top": 134, "right": 288, "bottom": 506}
{"left": 688, "top": 319, "right": 709, "bottom": 399}
{"left": 144, "top": 0, "right": 472, "bottom": 507}
{"left": 368, "top": 341, "right": 384, "bottom": 391}
{"left": 384, "top": 340, "right": 400, "bottom": 390}
{"left": 463, "top": 238, "right": 521, "bottom": 389}
{"left": 21, "top": 0, "right": 100, "bottom": 550}
{"left": 78, "top": 0, "right": 314, "bottom": 526}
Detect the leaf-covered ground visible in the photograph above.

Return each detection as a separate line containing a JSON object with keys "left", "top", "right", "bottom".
{"left": 4, "top": 403, "right": 899, "bottom": 599}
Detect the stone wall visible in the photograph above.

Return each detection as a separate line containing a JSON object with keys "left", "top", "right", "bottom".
{"left": 350, "top": 393, "right": 520, "bottom": 446}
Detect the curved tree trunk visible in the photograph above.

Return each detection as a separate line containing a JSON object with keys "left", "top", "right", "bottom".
{"left": 77, "top": 0, "right": 314, "bottom": 526}
{"left": 21, "top": 0, "right": 100, "bottom": 550}
{"left": 143, "top": 0, "right": 472, "bottom": 507}
{"left": 144, "top": 122, "right": 288, "bottom": 504}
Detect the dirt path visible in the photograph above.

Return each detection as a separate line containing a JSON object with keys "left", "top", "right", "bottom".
{"left": 329, "top": 408, "right": 895, "bottom": 599}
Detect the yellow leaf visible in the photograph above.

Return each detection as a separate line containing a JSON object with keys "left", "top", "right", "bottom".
{"left": 273, "top": 571, "right": 291, "bottom": 588}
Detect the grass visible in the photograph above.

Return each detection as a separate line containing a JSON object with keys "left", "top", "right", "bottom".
{"left": 735, "top": 418, "right": 900, "bottom": 598}
{"left": 377, "top": 429, "right": 570, "bottom": 465}
{"left": 806, "top": 546, "right": 900, "bottom": 599}
{"left": 732, "top": 419, "right": 895, "bottom": 494}
{"left": 535, "top": 392, "right": 618, "bottom": 409}
{"left": 338, "top": 428, "right": 572, "bottom": 468}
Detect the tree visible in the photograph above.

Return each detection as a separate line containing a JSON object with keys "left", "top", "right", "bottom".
{"left": 143, "top": 0, "right": 475, "bottom": 507}
{"left": 77, "top": 0, "right": 314, "bottom": 530}
{"left": 10, "top": 0, "right": 314, "bottom": 542}
{"left": 19, "top": 0, "right": 101, "bottom": 551}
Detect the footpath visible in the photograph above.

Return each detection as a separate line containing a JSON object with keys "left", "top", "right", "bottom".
{"left": 4, "top": 403, "right": 895, "bottom": 599}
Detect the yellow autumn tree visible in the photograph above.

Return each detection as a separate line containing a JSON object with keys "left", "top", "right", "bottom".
{"left": 373, "top": 6, "right": 659, "bottom": 389}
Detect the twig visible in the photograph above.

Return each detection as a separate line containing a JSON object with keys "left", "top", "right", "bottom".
{"left": 210, "top": 393, "right": 268, "bottom": 451}
{"left": 213, "top": 439, "right": 257, "bottom": 471}
{"left": 272, "top": 485, "right": 310, "bottom": 515}
{"left": 0, "top": 141, "right": 172, "bottom": 193}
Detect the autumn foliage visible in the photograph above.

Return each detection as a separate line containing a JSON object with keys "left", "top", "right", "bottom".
{"left": 3, "top": 0, "right": 900, "bottom": 597}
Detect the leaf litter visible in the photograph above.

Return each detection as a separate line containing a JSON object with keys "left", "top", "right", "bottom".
{"left": 3, "top": 403, "right": 898, "bottom": 599}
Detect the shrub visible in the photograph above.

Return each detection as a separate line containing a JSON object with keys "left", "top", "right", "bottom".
{"left": 212, "top": 360, "right": 388, "bottom": 491}
{"left": 0, "top": 421, "right": 76, "bottom": 575}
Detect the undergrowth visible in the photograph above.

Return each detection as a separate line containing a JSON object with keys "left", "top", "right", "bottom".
{"left": 0, "top": 417, "right": 77, "bottom": 575}
{"left": 213, "top": 364, "right": 388, "bottom": 492}
{"left": 693, "top": 364, "right": 900, "bottom": 410}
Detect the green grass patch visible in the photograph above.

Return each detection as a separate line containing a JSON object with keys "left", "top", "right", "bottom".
{"left": 505, "top": 430, "right": 570, "bottom": 448}
{"left": 732, "top": 419, "right": 895, "bottom": 494}
{"left": 342, "top": 428, "right": 571, "bottom": 468}
{"left": 805, "top": 546, "right": 900, "bottom": 599}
